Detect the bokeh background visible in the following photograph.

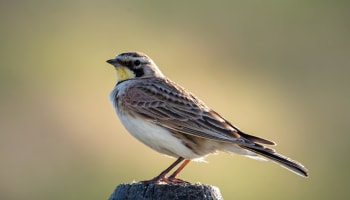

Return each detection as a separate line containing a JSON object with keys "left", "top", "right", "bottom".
{"left": 1, "top": 0, "right": 349, "bottom": 199}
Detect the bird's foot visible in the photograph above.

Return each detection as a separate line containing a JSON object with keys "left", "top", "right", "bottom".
{"left": 140, "top": 176, "right": 189, "bottom": 184}
{"left": 165, "top": 177, "right": 189, "bottom": 184}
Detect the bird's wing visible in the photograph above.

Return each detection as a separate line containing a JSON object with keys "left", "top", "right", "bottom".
{"left": 119, "top": 78, "right": 275, "bottom": 145}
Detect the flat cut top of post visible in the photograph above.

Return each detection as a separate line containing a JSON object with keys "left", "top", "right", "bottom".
{"left": 109, "top": 182, "right": 223, "bottom": 200}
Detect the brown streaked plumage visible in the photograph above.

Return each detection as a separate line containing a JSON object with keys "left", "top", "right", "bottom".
{"left": 106, "top": 52, "right": 308, "bottom": 183}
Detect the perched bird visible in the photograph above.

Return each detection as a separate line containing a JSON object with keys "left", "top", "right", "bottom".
{"left": 106, "top": 52, "right": 308, "bottom": 183}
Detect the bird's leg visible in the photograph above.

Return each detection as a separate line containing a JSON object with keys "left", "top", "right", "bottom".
{"left": 167, "top": 159, "right": 191, "bottom": 183}
{"left": 141, "top": 157, "right": 184, "bottom": 184}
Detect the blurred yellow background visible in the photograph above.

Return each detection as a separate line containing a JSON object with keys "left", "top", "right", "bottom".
{"left": 1, "top": 0, "right": 349, "bottom": 199}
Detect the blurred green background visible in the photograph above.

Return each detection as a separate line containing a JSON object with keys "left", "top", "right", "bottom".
{"left": 1, "top": 0, "right": 349, "bottom": 199}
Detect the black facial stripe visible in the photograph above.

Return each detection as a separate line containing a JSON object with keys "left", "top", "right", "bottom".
{"left": 117, "top": 60, "right": 134, "bottom": 68}
{"left": 133, "top": 68, "right": 144, "bottom": 77}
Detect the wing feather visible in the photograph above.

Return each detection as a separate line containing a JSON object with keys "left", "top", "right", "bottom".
{"left": 121, "top": 78, "right": 273, "bottom": 145}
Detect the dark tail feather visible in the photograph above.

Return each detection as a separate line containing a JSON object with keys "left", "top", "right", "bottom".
{"left": 239, "top": 131, "right": 276, "bottom": 145}
{"left": 240, "top": 145, "right": 308, "bottom": 177}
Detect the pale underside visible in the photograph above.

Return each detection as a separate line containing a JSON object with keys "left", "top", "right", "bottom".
{"left": 117, "top": 112, "right": 262, "bottom": 161}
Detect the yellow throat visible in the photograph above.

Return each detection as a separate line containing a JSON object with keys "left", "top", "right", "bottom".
{"left": 116, "top": 66, "right": 135, "bottom": 82}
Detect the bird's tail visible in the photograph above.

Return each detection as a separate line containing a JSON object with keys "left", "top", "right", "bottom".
{"left": 240, "top": 144, "right": 308, "bottom": 177}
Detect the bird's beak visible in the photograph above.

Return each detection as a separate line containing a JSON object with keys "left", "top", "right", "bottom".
{"left": 106, "top": 59, "right": 117, "bottom": 64}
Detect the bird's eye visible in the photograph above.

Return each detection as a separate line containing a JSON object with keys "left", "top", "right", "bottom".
{"left": 134, "top": 60, "right": 141, "bottom": 66}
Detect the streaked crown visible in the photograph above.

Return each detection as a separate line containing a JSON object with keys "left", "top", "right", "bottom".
{"left": 106, "top": 52, "right": 164, "bottom": 83}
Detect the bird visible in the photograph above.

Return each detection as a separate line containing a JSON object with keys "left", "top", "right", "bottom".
{"left": 106, "top": 51, "right": 308, "bottom": 183}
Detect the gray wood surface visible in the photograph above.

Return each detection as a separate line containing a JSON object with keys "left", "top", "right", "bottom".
{"left": 109, "top": 182, "right": 223, "bottom": 200}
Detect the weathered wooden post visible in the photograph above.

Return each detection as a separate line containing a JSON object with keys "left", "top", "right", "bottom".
{"left": 109, "top": 182, "right": 223, "bottom": 200}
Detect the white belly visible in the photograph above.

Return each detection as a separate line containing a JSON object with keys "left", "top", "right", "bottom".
{"left": 117, "top": 112, "right": 201, "bottom": 159}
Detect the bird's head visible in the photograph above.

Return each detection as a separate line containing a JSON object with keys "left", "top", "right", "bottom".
{"left": 106, "top": 52, "right": 164, "bottom": 83}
